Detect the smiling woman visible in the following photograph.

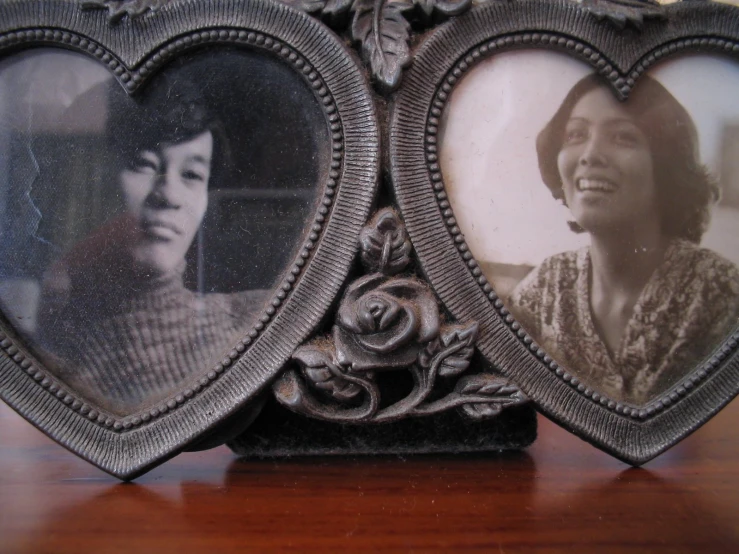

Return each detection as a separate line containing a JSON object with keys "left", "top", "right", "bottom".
{"left": 440, "top": 52, "right": 739, "bottom": 407}
{"left": 509, "top": 74, "right": 739, "bottom": 405}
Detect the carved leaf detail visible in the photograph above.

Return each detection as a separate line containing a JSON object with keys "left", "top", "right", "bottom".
{"left": 293, "top": 342, "right": 363, "bottom": 403}
{"left": 359, "top": 207, "right": 412, "bottom": 275}
{"left": 351, "top": 0, "right": 415, "bottom": 92}
{"left": 581, "top": 0, "right": 665, "bottom": 30}
{"left": 420, "top": 322, "right": 477, "bottom": 376}
{"left": 455, "top": 373, "right": 528, "bottom": 420}
{"left": 438, "top": 323, "right": 478, "bottom": 377}
{"left": 82, "top": 0, "right": 169, "bottom": 22}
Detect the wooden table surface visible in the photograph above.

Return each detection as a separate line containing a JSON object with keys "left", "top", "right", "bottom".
{"left": 1, "top": 399, "right": 737, "bottom": 553}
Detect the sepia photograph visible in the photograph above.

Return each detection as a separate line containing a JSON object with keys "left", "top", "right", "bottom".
{"left": 0, "top": 48, "right": 330, "bottom": 415}
{"left": 440, "top": 51, "right": 739, "bottom": 405}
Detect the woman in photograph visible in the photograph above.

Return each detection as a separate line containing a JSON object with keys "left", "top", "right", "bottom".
{"left": 35, "top": 80, "right": 265, "bottom": 415}
{"left": 510, "top": 74, "right": 739, "bottom": 405}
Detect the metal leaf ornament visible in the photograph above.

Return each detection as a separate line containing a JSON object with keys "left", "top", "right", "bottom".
{"left": 82, "top": 0, "right": 169, "bottom": 22}
{"left": 420, "top": 323, "right": 478, "bottom": 378}
{"left": 277, "top": 0, "right": 472, "bottom": 90}
{"left": 293, "top": 342, "right": 364, "bottom": 402}
{"left": 455, "top": 374, "right": 528, "bottom": 420}
{"left": 359, "top": 208, "right": 413, "bottom": 275}
{"left": 580, "top": 0, "right": 665, "bottom": 30}
{"left": 351, "top": 0, "right": 415, "bottom": 92}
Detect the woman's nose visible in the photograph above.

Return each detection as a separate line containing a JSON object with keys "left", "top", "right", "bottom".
{"left": 147, "top": 171, "right": 182, "bottom": 209}
{"left": 578, "top": 136, "right": 607, "bottom": 167}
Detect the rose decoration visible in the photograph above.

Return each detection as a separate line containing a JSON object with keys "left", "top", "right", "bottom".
{"left": 334, "top": 273, "right": 440, "bottom": 371}
{"left": 274, "top": 206, "right": 525, "bottom": 425}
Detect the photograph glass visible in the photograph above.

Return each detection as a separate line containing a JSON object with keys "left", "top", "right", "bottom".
{"left": 0, "top": 47, "right": 330, "bottom": 416}
{"left": 440, "top": 51, "right": 739, "bottom": 406}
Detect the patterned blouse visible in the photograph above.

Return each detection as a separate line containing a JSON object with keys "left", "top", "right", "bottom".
{"left": 509, "top": 239, "right": 739, "bottom": 405}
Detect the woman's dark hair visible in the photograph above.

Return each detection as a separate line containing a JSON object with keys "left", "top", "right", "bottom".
{"left": 106, "top": 74, "right": 231, "bottom": 189}
{"left": 536, "top": 74, "right": 718, "bottom": 243}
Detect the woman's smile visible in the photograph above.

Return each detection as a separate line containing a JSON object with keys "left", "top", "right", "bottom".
{"left": 576, "top": 177, "right": 617, "bottom": 193}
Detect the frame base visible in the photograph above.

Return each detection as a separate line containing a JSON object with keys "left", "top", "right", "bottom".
{"left": 227, "top": 398, "right": 537, "bottom": 458}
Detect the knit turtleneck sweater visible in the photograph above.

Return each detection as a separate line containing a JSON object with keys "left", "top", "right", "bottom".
{"left": 35, "top": 262, "right": 265, "bottom": 416}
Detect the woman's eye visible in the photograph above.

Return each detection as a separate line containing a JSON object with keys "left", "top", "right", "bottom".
{"left": 563, "top": 127, "right": 587, "bottom": 145}
{"left": 612, "top": 129, "right": 640, "bottom": 146}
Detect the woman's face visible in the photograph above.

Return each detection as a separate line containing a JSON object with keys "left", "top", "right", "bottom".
{"left": 118, "top": 131, "right": 213, "bottom": 276}
{"left": 557, "top": 87, "right": 658, "bottom": 236}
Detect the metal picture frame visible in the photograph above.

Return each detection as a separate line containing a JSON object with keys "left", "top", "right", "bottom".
{"left": 1, "top": 0, "right": 738, "bottom": 477}
{"left": 390, "top": 0, "right": 739, "bottom": 464}
{"left": 0, "top": 0, "right": 379, "bottom": 479}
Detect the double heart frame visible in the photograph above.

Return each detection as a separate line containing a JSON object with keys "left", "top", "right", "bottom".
{"left": 0, "top": 0, "right": 737, "bottom": 478}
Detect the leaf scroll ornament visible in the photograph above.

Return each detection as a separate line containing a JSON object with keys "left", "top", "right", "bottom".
{"left": 454, "top": 374, "right": 528, "bottom": 419}
{"left": 580, "top": 0, "right": 666, "bottom": 30}
{"left": 420, "top": 323, "right": 478, "bottom": 378}
{"left": 359, "top": 207, "right": 413, "bottom": 275}
{"left": 82, "top": 0, "right": 170, "bottom": 22}
{"left": 351, "top": 0, "right": 415, "bottom": 92}
{"left": 411, "top": 0, "right": 472, "bottom": 25}
{"left": 273, "top": 207, "right": 527, "bottom": 425}
{"left": 293, "top": 341, "right": 364, "bottom": 402}
{"left": 277, "top": 0, "right": 473, "bottom": 91}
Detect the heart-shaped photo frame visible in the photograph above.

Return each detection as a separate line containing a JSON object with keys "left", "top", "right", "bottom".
{"left": 391, "top": 0, "right": 739, "bottom": 464}
{"left": 0, "top": 0, "right": 379, "bottom": 479}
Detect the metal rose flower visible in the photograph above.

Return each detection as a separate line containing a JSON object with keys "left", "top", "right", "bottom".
{"left": 334, "top": 273, "right": 440, "bottom": 371}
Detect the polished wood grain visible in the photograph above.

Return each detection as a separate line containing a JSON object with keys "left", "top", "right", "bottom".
{"left": 1, "top": 399, "right": 737, "bottom": 553}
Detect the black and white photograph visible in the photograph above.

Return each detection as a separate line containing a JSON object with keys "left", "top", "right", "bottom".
{"left": 440, "top": 51, "right": 739, "bottom": 406}
{"left": 0, "top": 47, "right": 330, "bottom": 416}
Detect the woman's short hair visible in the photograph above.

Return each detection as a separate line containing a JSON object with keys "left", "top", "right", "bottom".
{"left": 106, "top": 74, "right": 230, "bottom": 188}
{"left": 536, "top": 74, "right": 718, "bottom": 243}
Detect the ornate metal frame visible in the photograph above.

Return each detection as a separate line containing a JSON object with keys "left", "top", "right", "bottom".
{"left": 390, "top": 0, "right": 739, "bottom": 464}
{"left": 0, "top": 0, "right": 379, "bottom": 479}
{"left": 0, "top": 0, "right": 738, "bottom": 477}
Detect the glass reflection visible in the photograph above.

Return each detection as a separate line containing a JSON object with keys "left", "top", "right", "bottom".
{"left": 0, "top": 48, "right": 329, "bottom": 415}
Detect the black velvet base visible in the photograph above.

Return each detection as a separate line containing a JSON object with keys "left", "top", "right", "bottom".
{"left": 227, "top": 398, "right": 537, "bottom": 458}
